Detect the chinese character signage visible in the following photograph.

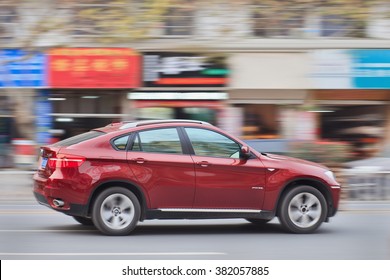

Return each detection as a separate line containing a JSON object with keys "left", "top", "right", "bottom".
{"left": 143, "top": 52, "right": 229, "bottom": 87}
{"left": 310, "top": 49, "right": 390, "bottom": 89}
{"left": 0, "top": 49, "right": 46, "bottom": 88}
{"left": 48, "top": 48, "right": 141, "bottom": 88}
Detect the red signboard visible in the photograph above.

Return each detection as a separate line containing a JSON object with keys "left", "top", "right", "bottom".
{"left": 48, "top": 48, "right": 141, "bottom": 88}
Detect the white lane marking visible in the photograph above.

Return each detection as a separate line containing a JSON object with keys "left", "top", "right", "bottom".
{"left": 0, "top": 252, "right": 225, "bottom": 256}
{"left": 0, "top": 171, "right": 35, "bottom": 175}
{"left": 0, "top": 212, "right": 57, "bottom": 215}
{"left": 0, "top": 204, "right": 44, "bottom": 207}
{"left": 0, "top": 229, "right": 96, "bottom": 232}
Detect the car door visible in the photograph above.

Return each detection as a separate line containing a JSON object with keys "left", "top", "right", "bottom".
{"left": 127, "top": 127, "right": 196, "bottom": 209}
{"left": 184, "top": 127, "right": 266, "bottom": 210}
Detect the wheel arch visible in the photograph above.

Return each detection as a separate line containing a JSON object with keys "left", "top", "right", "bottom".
{"left": 275, "top": 178, "right": 334, "bottom": 218}
{"left": 87, "top": 180, "right": 148, "bottom": 221}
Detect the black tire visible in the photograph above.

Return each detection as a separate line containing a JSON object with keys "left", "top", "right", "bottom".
{"left": 246, "top": 218, "right": 272, "bottom": 225}
{"left": 92, "top": 187, "right": 141, "bottom": 236}
{"left": 72, "top": 216, "right": 94, "bottom": 226}
{"left": 278, "top": 185, "right": 327, "bottom": 234}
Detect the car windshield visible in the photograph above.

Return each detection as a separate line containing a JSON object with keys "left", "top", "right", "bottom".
{"left": 52, "top": 131, "right": 105, "bottom": 147}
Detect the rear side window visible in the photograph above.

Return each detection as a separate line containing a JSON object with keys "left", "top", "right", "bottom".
{"left": 112, "top": 135, "right": 130, "bottom": 150}
{"left": 52, "top": 131, "right": 105, "bottom": 147}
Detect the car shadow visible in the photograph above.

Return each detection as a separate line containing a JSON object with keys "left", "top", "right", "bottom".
{"left": 133, "top": 222, "right": 285, "bottom": 236}
{"left": 133, "top": 222, "right": 334, "bottom": 236}
{"left": 45, "top": 220, "right": 333, "bottom": 236}
{"left": 43, "top": 221, "right": 284, "bottom": 235}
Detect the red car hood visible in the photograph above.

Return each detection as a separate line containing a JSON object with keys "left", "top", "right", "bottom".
{"left": 263, "top": 153, "right": 328, "bottom": 170}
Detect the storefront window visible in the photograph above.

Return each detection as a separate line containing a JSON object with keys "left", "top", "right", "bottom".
{"left": 0, "top": 95, "right": 13, "bottom": 167}
{"left": 70, "top": 0, "right": 125, "bottom": 37}
{"left": 238, "top": 104, "right": 279, "bottom": 139}
{"left": 252, "top": 4, "right": 304, "bottom": 38}
{"left": 164, "top": 3, "right": 194, "bottom": 36}
{"left": 320, "top": 105, "right": 385, "bottom": 158}
{"left": 49, "top": 91, "right": 124, "bottom": 139}
{"left": 138, "top": 108, "right": 173, "bottom": 120}
{"left": 0, "top": 1, "right": 18, "bottom": 40}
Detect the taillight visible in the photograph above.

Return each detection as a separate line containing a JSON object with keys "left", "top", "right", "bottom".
{"left": 48, "top": 154, "right": 86, "bottom": 170}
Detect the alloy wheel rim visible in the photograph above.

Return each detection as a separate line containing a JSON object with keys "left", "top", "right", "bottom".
{"left": 288, "top": 192, "right": 322, "bottom": 228}
{"left": 100, "top": 194, "right": 135, "bottom": 230}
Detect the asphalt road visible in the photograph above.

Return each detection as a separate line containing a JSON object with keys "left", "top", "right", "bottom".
{"left": 0, "top": 171, "right": 390, "bottom": 260}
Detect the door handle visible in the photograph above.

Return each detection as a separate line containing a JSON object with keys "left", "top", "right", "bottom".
{"left": 130, "top": 158, "right": 146, "bottom": 164}
{"left": 196, "top": 161, "right": 210, "bottom": 167}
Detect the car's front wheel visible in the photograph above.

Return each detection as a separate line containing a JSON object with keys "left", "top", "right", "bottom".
{"left": 92, "top": 187, "right": 141, "bottom": 236}
{"left": 278, "top": 186, "right": 327, "bottom": 234}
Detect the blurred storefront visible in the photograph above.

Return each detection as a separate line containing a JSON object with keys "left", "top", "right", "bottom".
{"left": 0, "top": 49, "right": 47, "bottom": 167}
{"left": 0, "top": 95, "right": 13, "bottom": 167}
{"left": 46, "top": 48, "right": 141, "bottom": 139}
{"left": 310, "top": 49, "right": 390, "bottom": 158}
{"left": 129, "top": 52, "right": 229, "bottom": 126}
{"left": 227, "top": 52, "right": 312, "bottom": 139}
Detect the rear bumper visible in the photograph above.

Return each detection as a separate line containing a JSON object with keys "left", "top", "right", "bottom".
{"left": 34, "top": 191, "right": 88, "bottom": 217}
{"left": 33, "top": 173, "right": 89, "bottom": 217}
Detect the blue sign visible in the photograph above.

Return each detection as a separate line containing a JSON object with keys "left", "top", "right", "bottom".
{"left": 351, "top": 49, "right": 390, "bottom": 89}
{"left": 35, "top": 90, "right": 52, "bottom": 145}
{"left": 0, "top": 49, "right": 47, "bottom": 87}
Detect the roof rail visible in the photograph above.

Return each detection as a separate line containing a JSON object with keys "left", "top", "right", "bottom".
{"left": 119, "top": 119, "right": 211, "bottom": 130}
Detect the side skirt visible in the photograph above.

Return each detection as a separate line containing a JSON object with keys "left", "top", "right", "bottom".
{"left": 145, "top": 208, "right": 274, "bottom": 220}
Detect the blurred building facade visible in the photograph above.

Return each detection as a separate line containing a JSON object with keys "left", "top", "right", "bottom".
{"left": 1, "top": 0, "right": 390, "bottom": 167}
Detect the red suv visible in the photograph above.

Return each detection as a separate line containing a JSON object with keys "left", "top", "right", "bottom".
{"left": 33, "top": 120, "right": 340, "bottom": 235}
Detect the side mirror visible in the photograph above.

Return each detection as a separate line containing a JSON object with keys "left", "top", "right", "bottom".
{"left": 240, "top": 146, "right": 251, "bottom": 159}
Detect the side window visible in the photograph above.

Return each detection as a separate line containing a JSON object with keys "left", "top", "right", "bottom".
{"left": 132, "top": 128, "right": 183, "bottom": 154}
{"left": 185, "top": 128, "right": 240, "bottom": 158}
{"left": 112, "top": 135, "right": 130, "bottom": 151}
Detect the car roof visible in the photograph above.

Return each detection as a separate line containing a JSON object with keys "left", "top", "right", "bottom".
{"left": 95, "top": 119, "right": 212, "bottom": 133}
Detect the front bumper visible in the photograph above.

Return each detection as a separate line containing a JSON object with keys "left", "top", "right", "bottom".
{"left": 328, "top": 185, "right": 341, "bottom": 217}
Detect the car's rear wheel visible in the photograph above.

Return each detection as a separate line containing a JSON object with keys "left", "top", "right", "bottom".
{"left": 92, "top": 187, "right": 141, "bottom": 236}
{"left": 72, "top": 216, "right": 94, "bottom": 226}
{"left": 278, "top": 186, "right": 327, "bottom": 233}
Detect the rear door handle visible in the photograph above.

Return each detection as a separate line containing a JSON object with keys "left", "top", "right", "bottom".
{"left": 196, "top": 161, "right": 210, "bottom": 167}
{"left": 130, "top": 158, "right": 146, "bottom": 164}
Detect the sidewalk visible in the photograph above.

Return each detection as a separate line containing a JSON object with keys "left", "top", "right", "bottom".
{"left": 0, "top": 169, "right": 35, "bottom": 202}
{"left": 0, "top": 169, "right": 35, "bottom": 175}
{"left": 339, "top": 201, "right": 390, "bottom": 212}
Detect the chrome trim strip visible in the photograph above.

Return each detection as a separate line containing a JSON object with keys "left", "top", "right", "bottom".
{"left": 331, "top": 185, "right": 341, "bottom": 189}
{"left": 158, "top": 208, "right": 262, "bottom": 213}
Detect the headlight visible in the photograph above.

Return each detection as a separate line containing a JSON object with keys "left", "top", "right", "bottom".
{"left": 324, "top": 170, "right": 335, "bottom": 181}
